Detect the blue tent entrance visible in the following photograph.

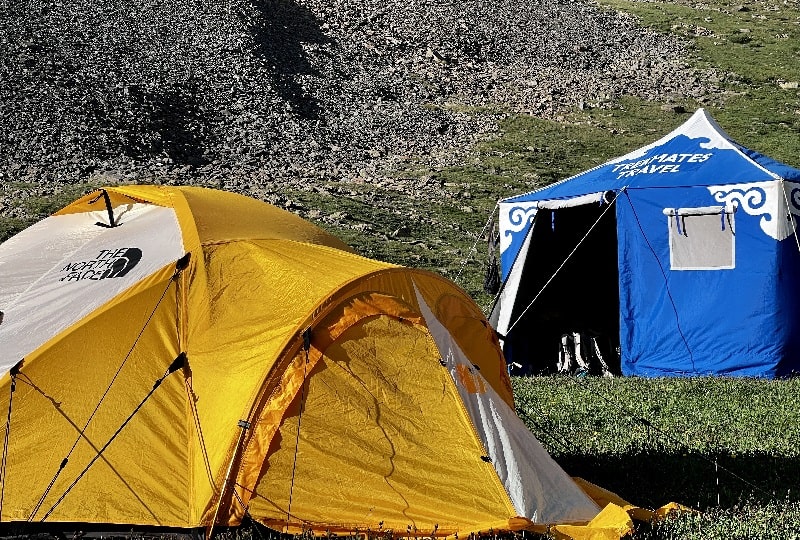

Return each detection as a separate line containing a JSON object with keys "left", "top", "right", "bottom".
{"left": 491, "top": 109, "right": 800, "bottom": 378}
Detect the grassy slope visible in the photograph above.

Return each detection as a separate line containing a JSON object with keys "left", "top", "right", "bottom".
{"left": 599, "top": 0, "right": 800, "bottom": 162}
{"left": 513, "top": 376, "right": 800, "bottom": 503}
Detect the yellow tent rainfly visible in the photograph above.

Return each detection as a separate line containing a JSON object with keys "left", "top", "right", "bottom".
{"left": 0, "top": 185, "right": 625, "bottom": 537}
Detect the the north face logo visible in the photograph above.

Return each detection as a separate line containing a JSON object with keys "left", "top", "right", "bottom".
{"left": 59, "top": 248, "right": 143, "bottom": 282}
{"left": 100, "top": 248, "right": 142, "bottom": 278}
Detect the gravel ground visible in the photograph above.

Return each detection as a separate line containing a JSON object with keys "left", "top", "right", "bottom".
{"left": 0, "top": 0, "right": 721, "bottom": 220}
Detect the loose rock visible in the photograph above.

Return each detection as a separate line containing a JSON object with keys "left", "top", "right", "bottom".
{"left": 0, "top": 0, "right": 716, "bottom": 221}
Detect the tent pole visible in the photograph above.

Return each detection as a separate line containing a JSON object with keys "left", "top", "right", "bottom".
{"left": 285, "top": 328, "right": 313, "bottom": 533}
{"left": 206, "top": 420, "right": 250, "bottom": 540}
{"left": 0, "top": 361, "right": 22, "bottom": 522}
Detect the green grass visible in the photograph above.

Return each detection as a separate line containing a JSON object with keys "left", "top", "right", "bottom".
{"left": 278, "top": 176, "right": 515, "bottom": 309}
{"left": 601, "top": 1, "right": 800, "bottom": 82}
{"left": 513, "top": 376, "right": 800, "bottom": 538}
{"left": 640, "top": 499, "right": 800, "bottom": 539}
{"left": 0, "top": 216, "right": 29, "bottom": 243}
{"left": 594, "top": 0, "right": 800, "bottom": 165}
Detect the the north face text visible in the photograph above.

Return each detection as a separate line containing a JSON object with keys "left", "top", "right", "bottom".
{"left": 59, "top": 248, "right": 142, "bottom": 282}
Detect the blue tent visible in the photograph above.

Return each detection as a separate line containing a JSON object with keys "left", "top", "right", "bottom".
{"left": 490, "top": 109, "right": 800, "bottom": 377}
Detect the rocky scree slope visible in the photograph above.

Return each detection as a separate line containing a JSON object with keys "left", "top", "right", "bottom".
{"left": 0, "top": 0, "right": 719, "bottom": 226}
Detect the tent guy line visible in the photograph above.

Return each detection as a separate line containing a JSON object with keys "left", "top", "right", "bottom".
{"left": 561, "top": 374, "right": 772, "bottom": 500}
{"left": 26, "top": 256, "right": 187, "bottom": 523}
{"left": 505, "top": 188, "right": 623, "bottom": 336}
{"left": 38, "top": 353, "right": 188, "bottom": 523}
{"left": 0, "top": 362, "right": 18, "bottom": 521}
{"left": 455, "top": 203, "right": 498, "bottom": 287}
{"left": 621, "top": 191, "right": 696, "bottom": 373}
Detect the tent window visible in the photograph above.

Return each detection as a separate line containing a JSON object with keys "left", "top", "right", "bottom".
{"left": 665, "top": 206, "right": 735, "bottom": 270}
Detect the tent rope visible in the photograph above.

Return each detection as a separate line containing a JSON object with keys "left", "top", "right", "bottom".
{"left": 780, "top": 181, "right": 800, "bottom": 255}
{"left": 230, "top": 482, "right": 268, "bottom": 540}
{"left": 38, "top": 353, "right": 187, "bottom": 522}
{"left": 0, "top": 361, "right": 21, "bottom": 522}
{"left": 28, "top": 256, "right": 188, "bottom": 521}
{"left": 454, "top": 204, "right": 498, "bottom": 286}
{"left": 206, "top": 419, "right": 252, "bottom": 540}
{"left": 486, "top": 213, "right": 539, "bottom": 321}
{"left": 515, "top": 404, "right": 579, "bottom": 457}
{"left": 514, "top": 375, "right": 772, "bottom": 501}
{"left": 187, "top": 378, "right": 216, "bottom": 489}
{"left": 623, "top": 192, "right": 696, "bottom": 373}
{"left": 286, "top": 327, "right": 313, "bottom": 530}
{"left": 483, "top": 216, "right": 502, "bottom": 296}
{"left": 506, "top": 190, "right": 622, "bottom": 335}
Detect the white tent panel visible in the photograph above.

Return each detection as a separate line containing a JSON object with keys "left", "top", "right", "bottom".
{"left": 0, "top": 203, "right": 184, "bottom": 372}
{"left": 414, "top": 284, "right": 599, "bottom": 525}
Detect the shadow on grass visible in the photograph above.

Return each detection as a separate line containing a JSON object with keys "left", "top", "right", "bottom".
{"left": 555, "top": 450, "right": 800, "bottom": 510}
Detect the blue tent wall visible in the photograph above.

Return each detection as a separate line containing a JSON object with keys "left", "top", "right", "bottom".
{"left": 776, "top": 230, "right": 800, "bottom": 376}
{"left": 617, "top": 187, "right": 800, "bottom": 377}
{"left": 495, "top": 109, "right": 800, "bottom": 378}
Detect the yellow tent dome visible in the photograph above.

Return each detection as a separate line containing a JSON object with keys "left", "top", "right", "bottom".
{"left": 0, "top": 186, "right": 629, "bottom": 538}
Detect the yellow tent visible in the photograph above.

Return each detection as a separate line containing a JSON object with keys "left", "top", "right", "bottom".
{"left": 0, "top": 186, "right": 638, "bottom": 537}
